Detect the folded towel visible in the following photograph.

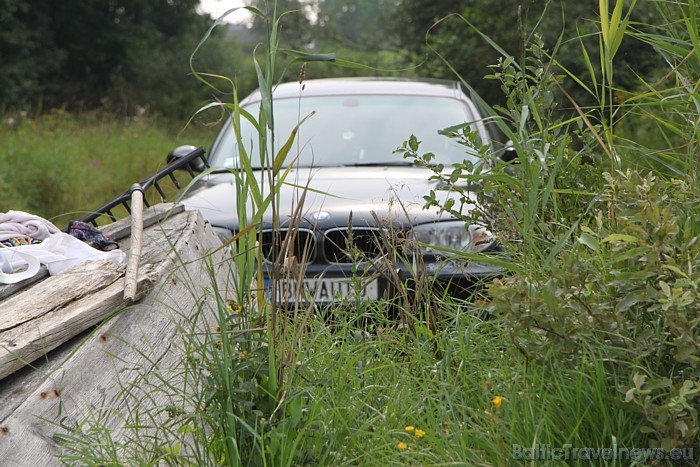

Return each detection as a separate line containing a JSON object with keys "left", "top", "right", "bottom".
{"left": 0, "top": 210, "right": 60, "bottom": 242}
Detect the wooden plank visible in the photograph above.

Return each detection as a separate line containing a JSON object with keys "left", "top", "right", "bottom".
{"left": 101, "top": 203, "right": 184, "bottom": 241}
{"left": 0, "top": 210, "right": 231, "bottom": 465}
{"left": 0, "top": 261, "right": 125, "bottom": 333}
{"left": 0, "top": 267, "right": 49, "bottom": 301}
{"left": 0, "top": 204, "right": 184, "bottom": 301}
{"left": 0, "top": 328, "right": 91, "bottom": 423}
{"left": 0, "top": 263, "right": 157, "bottom": 381}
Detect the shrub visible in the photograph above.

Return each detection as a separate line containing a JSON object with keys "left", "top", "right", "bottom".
{"left": 402, "top": 13, "right": 700, "bottom": 453}
{"left": 488, "top": 170, "right": 699, "bottom": 450}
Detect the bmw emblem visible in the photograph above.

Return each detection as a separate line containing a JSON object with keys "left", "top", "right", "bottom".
{"left": 311, "top": 211, "right": 331, "bottom": 221}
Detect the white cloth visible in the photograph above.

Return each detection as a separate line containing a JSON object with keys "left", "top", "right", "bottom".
{"left": 0, "top": 232, "right": 126, "bottom": 284}
{"left": 0, "top": 251, "right": 41, "bottom": 284}
{"left": 0, "top": 210, "right": 60, "bottom": 242}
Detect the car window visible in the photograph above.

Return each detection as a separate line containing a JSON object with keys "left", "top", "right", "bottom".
{"left": 209, "top": 94, "right": 482, "bottom": 169}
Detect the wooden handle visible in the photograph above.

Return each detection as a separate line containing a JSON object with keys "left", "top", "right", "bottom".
{"left": 124, "top": 186, "right": 144, "bottom": 301}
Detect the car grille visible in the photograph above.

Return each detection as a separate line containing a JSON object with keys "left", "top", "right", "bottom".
{"left": 323, "top": 228, "right": 383, "bottom": 263}
{"left": 260, "top": 227, "right": 385, "bottom": 264}
{"left": 260, "top": 229, "right": 316, "bottom": 262}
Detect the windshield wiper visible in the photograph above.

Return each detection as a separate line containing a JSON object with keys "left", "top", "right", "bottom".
{"left": 212, "top": 161, "right": 418, "bottom": 170}
{"left": 348, "top": 160, "right": 416, "bottom": 167}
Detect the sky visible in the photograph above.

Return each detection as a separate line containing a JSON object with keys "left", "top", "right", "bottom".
{"left": 197, "top": 0, "right": 252, "bottom": 23}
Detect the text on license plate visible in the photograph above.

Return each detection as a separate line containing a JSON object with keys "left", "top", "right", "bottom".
{"left": 267, "top": 278, "right": 379, "bottom": 303}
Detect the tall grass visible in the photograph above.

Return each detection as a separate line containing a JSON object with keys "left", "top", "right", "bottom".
{"left": 182, "top": 2, "right": 339, "bottom": 463}
{"left": 616, "top": 1, "right": 700, "bottom": 179}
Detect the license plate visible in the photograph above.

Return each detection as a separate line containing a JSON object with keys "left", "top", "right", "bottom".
{"left": 266, "top": 277, "right": 379, "bottom": 303}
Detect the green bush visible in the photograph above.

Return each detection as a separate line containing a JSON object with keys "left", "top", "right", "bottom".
{"left": 488, "top": 170, "right": 699, "bottom": 450}
{"left": 402, "top": 8, "right": 700, "bottom": 453}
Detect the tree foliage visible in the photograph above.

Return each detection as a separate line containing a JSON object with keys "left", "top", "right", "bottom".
{"left": 392, "top": 0, "right": 665, "bottom": 110}
{"left": 0, "top": 0, "right": 252, "bottom": 118}
{"left": 249, "top": 0, "right": 404, "bottom": 81}
{"left": 0, "top": 0, "right": 672, "bottom": 120}
{"left": 0, "top": 0, "right": 61, "bottom": 109}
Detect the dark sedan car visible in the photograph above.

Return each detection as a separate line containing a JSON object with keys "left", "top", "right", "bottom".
{"left": 177, "top": 77, "right": 504, "bottom": 305}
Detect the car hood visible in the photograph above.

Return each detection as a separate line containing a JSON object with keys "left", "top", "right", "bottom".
{"left": 182, "top": 166, "right": 477, "bottom": 230}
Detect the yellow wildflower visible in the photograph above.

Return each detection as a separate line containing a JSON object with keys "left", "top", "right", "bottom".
{"left": 405, "top": 426, "right": 415, "bottom": 433}
{"left": 396, "top": 441, "right": 408, "bottom": 451}
{"left": 226, "top": 300, "right": 242, "bottom": 313}
{"left": 414, "top": 428, "right": 425, "bottom": 438}
{"left": 492, "top": 396, "right": 503, "bottom": 409}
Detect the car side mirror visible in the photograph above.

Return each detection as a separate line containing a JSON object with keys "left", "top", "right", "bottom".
{"left": 500, "top": 140, "right": 518, "bottom": 163}
{"left": 166, "top": 145, "right": 207, "bottom": 172}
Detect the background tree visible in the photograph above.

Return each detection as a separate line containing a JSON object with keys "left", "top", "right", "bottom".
{"left": 393, "top": 0, "right": 665, "bottom": 111}
{"left": 0, "top": 0, "right": 60, "bottom": 111}
{"left": 248, "top": 0, "right": 404, "bottom": 80}
{"left": 0, "top": 0, "right": 252, "bottom": 118}
{"left": 0, "top": 0, "right": 669, "bottom": 120}
{"left": 309, "top": 0, "right": 403, "bottom": 76}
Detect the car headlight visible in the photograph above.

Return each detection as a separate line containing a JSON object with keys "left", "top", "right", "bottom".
{"left": 410, "top": 221, "right": 495, "bottom": 257}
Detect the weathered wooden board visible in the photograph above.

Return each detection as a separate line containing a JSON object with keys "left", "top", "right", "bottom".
{"left": 0, "top": 205, "right": 196, "bottom": 382}
{"left": 0, "top": 267, "right": 49, "bottom": 301}
{"left": 100, "top": 202, "right": 185, "bottom": 241}
{"left": 0, "top": 209, "right": 232, "bottom": 465}
{"left": 0, "top": 261, "right": 125, "bottom": 333}
{"left": 0, "top": 204, "right": 195, "bottom": 382}
{"left": 0, "top": 262, "right": 156, "bottom": 380}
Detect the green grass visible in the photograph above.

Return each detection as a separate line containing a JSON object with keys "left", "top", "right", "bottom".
{"left": 269, "top": 306, "right": 646, "bottom": 465}
{"left": 0, "top": 111, "right": 217, "bottom": 228}
{"left": 53, "top": 285, "right": 650, "bottom": 465}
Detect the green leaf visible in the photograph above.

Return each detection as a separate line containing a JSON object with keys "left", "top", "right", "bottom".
{"left": 282, "top": 49, "right": 337, "bottom": 63}
{"left": 614, "top": 271, "right": 656, "bottom": 281}
{"left": 578, "top": 232, "right": 600, "bottom": 252}
{"left": 675, "top": 421, "right": 689, "bottom": 438}
{"left": 664, "top": 264, "right": 689, "bottom": 279}
{"left": 519, "top": 105, "right": 530, "bottom": 137}
{"left": 609, "top": 246, "right": 649, "bottom": 263}
{"left": 600, "top": 0, "right": 610, "bottom": 50}
{"left": 616, "top": 293, "right": 640, "bottom": 312}
{"left": 272, "top": 111, "right": 315, "bottom": 175}
{"left": 600, "top": 234, "right": 639, "bottom": 244}
{"left": 679, "top": 379, "right": 698, "bottom": 396}
{"left": 253, "top": 57, "right": 272, "bottom": 131}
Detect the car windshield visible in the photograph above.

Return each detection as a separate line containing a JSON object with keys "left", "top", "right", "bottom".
{"left": 209, "top": 94, "right": 481, "bottom": 169}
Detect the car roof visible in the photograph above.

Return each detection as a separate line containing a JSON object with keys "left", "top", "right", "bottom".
{"left": 241, "top": 77, "right": 467, "bottom": 104}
